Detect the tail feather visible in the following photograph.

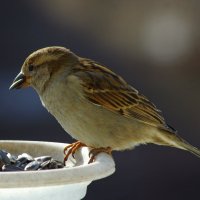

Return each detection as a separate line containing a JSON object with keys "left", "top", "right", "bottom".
{"left": 157, "top": 128, "right": 200, "bottom": 158}
{"left": 176, "top": 139, "right": 200, "bottom": 158}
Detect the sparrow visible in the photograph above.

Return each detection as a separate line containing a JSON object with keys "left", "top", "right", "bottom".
{"left": 9, "top": 46, "right": 200, "bottom": 163}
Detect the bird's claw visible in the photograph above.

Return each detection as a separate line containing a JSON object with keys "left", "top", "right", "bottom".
{"left": 63, "top": 141, "right": 86, "bottom": 163}
{"left": 64, "top": 143, "right": 112, "bottom": 164}
{"left": 88, "top": 147, "right": 112, "bottom": 164}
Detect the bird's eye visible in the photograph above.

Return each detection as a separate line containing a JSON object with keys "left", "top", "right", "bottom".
{"left": 28, "top": 65, "right": 34, "bottom": 72}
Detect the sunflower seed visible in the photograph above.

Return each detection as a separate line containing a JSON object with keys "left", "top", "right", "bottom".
{"left": 0, "top": 150, "right": 11, "bottom": 165}
{"left": 2, "top": 165, "right": 23, "bottom": 171}
{"left": 35, "top": 156, "right": 52, "bottom": 163}
{"left": 24, "top": 160, "right": 41, "bottom": 171}
{"left": 0, "top": 149, "right": 64, "bottom": 172}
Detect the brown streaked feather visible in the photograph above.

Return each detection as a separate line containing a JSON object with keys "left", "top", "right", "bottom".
{"left": 73, "top": 58, "right": 169, "bottom": 129}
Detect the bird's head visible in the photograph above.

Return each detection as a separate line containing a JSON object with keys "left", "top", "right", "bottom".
{"left": 9, "top": 46, "right": 78, "bottom": 93}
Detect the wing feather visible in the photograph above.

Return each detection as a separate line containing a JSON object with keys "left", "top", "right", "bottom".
{"left": 73, "top": 58, "right": 169, "bottom": 129}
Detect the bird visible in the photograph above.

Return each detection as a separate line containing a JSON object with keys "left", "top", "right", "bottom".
{"left": 9, "top": 46, "right": 200, "bottom": 163}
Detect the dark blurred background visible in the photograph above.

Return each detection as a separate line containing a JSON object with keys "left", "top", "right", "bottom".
{"left": 1, "top": 1, "right": 200, "bottom": 199}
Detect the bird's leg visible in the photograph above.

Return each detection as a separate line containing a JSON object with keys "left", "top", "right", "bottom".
{"left": 88, "top": 147, "right": 112, "bottom": 164}
{"left": 63, "top": 141, "right": 86, "bottom": 162}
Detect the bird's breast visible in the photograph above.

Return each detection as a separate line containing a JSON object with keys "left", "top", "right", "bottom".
{"left": 40, "top": 75, "right": 100, "bottom": 142}
{"left": 39, "top": 75, "right": 156, "bottom": 149}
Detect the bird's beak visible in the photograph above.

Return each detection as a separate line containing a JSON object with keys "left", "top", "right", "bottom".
{"left": 9, "top": 72, "right": 29, "bottom": 90}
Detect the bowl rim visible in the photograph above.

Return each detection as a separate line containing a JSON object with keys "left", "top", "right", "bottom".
{"left": 0, "top": 140, "right": 115, "bottom": 188}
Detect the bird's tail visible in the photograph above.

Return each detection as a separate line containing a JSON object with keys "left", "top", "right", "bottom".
{"left": 176, "top": 138, "right": 200, "bottom": 158}
{"left": 156, "top": 128, "right": 200, "bottom": 158}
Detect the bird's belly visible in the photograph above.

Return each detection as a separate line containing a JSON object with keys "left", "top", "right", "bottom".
{"left": 55, "top": 104, "right": 137, "bottom": 149}
{"left": 47, "top": 99, "right": 152, "bottom": 150}
{"left": 41, "top": 84, "right": 155, "bottom": 150}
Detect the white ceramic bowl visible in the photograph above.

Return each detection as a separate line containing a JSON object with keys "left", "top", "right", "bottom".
{"left": 0, "top": 140, "right": 115, "bottom": 200}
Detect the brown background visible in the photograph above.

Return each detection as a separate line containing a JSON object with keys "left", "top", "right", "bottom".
{"left": 1, "top": 1, "right": 200, "bottom": 199}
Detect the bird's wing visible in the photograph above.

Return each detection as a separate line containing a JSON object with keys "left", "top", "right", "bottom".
{"left": 72, "top": 58, "right": 168, "bottom": 129}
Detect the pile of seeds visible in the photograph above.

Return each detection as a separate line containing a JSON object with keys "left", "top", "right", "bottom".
{"left": 0, "top": 150, "right": 64, "bottom": 171}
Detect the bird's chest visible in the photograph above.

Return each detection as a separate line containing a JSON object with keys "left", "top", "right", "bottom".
{"left": 40, "top": 78, "right": 89, "bottom": 139}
